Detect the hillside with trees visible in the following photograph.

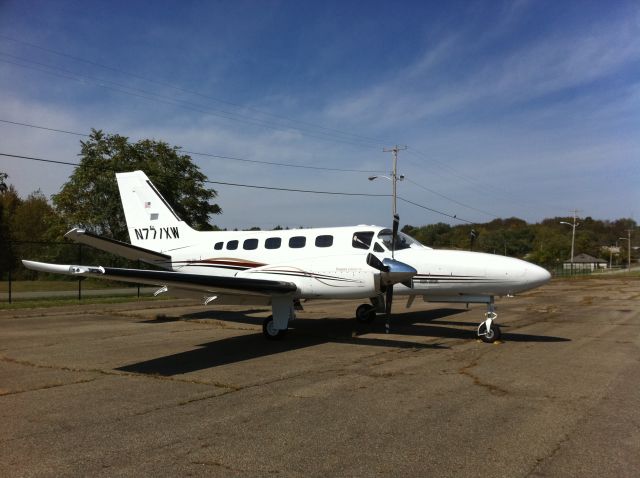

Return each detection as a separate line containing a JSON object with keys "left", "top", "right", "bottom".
{"left": 403, "top": 217, "right": 636, "bottom": 268}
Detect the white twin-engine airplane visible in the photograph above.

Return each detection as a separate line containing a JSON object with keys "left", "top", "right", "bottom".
{"left": 23, "top": 171, "right": 551, "bottom": 342}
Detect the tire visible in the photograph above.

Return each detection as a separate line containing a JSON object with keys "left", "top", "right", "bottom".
{"left": 355, "top": 304, "right": 376, "bottom": 324}
{"left": 262, "top": 315, "right": 287, "bottom": 340}
{"left": 480, "top": 323, "right": 502, "bottom": 343}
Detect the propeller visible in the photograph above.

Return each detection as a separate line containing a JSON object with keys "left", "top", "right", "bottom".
{"left": 385, "top": 284, "right": 394, "bottom": 334}
{"left": 387, "top": 213, "right": 402, "bottom": 331}
{"left": 366, "top": 214, "right": 416, "bottom": 333}
{"left": 391, "top": 213, "right": 399, "bottom": 258}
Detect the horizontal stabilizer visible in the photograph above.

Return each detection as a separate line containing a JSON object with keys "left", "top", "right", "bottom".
{"left": 22, "top": 260, "right": 297, "bottom": 297}
{"left": 65, "top": 228, "right": 171, "bottom": 266}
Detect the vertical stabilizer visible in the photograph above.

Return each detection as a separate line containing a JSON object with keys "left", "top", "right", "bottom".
{"left": 116, "top": 171, "right": 194, "bottom": 251}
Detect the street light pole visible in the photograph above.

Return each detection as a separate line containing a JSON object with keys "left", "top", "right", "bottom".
{"left": 619, "top": 229, "right": 632, "bottom": 271}
{"left": 560, "top": 210, "right": 580, "bottom": 274}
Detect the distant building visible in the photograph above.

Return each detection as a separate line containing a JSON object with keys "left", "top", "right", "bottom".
{"left": 563, "top": 253, "right": 608, "bottom": 271}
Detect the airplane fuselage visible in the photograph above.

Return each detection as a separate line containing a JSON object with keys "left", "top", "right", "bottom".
{"left": 144, "top": 225, "right": 550, "bottom": 302}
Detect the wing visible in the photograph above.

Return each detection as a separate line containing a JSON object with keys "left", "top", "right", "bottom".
{"left": 64, "top": 228, "right": 171, "bottom": 267}
{"left": 22, "top": 260, "right": 297, "bottom": 297}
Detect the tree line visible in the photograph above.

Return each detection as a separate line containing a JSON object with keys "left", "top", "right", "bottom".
{"left": 0, "top": 130, "right": 636, "bottom": 279}
{"left": 402, "top": 216, "right": 636, "bottom": 267}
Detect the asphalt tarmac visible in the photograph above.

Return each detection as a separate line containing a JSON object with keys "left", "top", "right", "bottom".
{"left": 1, "top": 276, "right": 639, "bottom": 477}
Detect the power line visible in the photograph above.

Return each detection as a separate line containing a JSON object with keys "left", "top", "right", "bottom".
{"left": 406, "top": 148, "right": 552, "bottom": 214}
{"left": 0, "top": 152, "right": 477, "bottom": 222}
{"left": 404, "top": 177, "right": 499, "bottom": 219}
{"left": 0, "top": 119, "right": 385, "bottom": 174}
{"left": 0, "top": 152, "right": 386, "bottom": 197}
{"left": 0, "top": 37, "right": 547, "bottom": 220}
{"left": 0, "top": 52, "right": 380, "bottom": 149}
{"left": 206, "top": 180, "right": 387, "bottom": 197}
{"left": 0, "top": 34, "right": 388, "bottom": 147}
{"left": 183, "top": 150, "right": 384, "bottom": 173}
{"left": 0, "top": 120, "right": 490, "bottom": 219}
{"left": 0, "top": 119, "right": 89, "bottom": 137}
{"left": 0, "top": 152, "right": 77, "bottom": 167}
{"left": 398, "top": 197, "right": 474, "bottom": 224}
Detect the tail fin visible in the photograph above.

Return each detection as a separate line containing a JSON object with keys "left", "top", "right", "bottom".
{"left": 116, "top": 171, "right": 194, "bottom": 251}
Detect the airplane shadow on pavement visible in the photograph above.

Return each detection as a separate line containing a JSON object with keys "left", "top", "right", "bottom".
{"left": 117, "top": 307, "right": 569, "bottom": 376}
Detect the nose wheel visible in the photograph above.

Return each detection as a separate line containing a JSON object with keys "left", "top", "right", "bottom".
{"left": 477, "top": 299, "right": 501, "bottom": 343}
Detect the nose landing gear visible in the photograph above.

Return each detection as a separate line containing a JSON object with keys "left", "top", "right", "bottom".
{"left": 477, "top": 299, "right": 501, "bottom": 343}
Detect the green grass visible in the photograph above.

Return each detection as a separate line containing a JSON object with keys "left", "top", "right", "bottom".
{"left": 0, "top": 280, "right": 137, "bottom": 293}
{"left": 553, "top": 270, "right": 640, "bottom": 281}
{"left": 0, "top": 294, "right": 174, "bottom": 310}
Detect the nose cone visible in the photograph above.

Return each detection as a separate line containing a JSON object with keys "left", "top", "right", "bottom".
{"left": 381, "top": 258, "right": 417, "bottom": 285}
{"left": 525, "top": 263, "right": 552, "bottom": 289}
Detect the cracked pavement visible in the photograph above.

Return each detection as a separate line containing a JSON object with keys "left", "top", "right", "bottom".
{"left": 1, "top": 276, "right": 639, "bottom": 477}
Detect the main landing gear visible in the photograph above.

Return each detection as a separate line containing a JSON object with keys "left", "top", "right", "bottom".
{"left": 262, "top": 296, "right": 296, "bottom": 340}
{"left": 262, "top": 315, "right": 288, "bottom": 340}
{"left": 477, "top": 299, "right": 501, "bottom": 343}
{"left": 355, "top": 304, "right": 376, "bottom": 323}
{"left": 355, "top": 296, "right": 385, "bottom": 324}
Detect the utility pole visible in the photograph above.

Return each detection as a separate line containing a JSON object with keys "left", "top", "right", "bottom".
{"left": 382, "top": 145, "right": 407, "bottom": 217}
{"left": 628, "top": 229, "right": 632, "bottom": 271}
{"left": 560, "top": 209, "right": 580, "bottom": 274}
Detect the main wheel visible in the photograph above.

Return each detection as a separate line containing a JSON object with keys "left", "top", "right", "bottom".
{"left": 262, "top": 315, "right": 287, "bottom": 340}
{"left": 355, "top": 304, "right": 376, "bottom": 323}
{"left": 480, "top": 323, "right": 502, "bottom": 343}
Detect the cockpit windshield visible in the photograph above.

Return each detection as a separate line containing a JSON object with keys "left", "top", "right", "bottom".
{"left": 377, "top": 229, "right": 425, "bottom": 251}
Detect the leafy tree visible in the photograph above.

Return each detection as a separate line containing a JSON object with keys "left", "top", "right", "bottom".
{"left": 0, "top": 183, "right": 20, "bottom": 278}
{"left": 7, "top": 191, "right": 67, "bottom": 278}
{"left": 0, "top": 171, "right": 7, "bottom": 193}
{"left": 403, "top": 222, "right": 453, "bottom": 247}
{"left": 53, "top": 130, "right": 221, "bottom": 241}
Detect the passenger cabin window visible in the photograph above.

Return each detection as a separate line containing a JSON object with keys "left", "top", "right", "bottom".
{"left": 315, "top": 235, "right": 333, "bottom": 247}
{"left": 243, "top": 239, "right": 258, "bottom": 250}
{"left": 289, "top": 236, "right": 306, "bottom": 248}
{"left": 352, "top": 231, "right": 374, "bottom": 249}
{"left": 226, "top": 240, "right": 238, "bottom": 250}
{"left": 373, "top": 242, "right": 385, "bottom": 253}
{"left": 214, "top": 241, "right": 223, "bottom": 250}
{"left": 265, "top": 237, "right": 282, "bottom": 249}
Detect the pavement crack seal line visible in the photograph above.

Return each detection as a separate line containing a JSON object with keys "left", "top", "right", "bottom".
{"left": 525, "top": 360, "right": 640, "bottom": 476}
{"left": 526, "top": 431, "right": 572, "bottom": 477}
{"left": 456, "top": 350, "right": 510, "bottom": 396}
{"left": 0, "top": 377, "right": 98, "bottom": 397}
{"left": 189, "top": 458, "right": 280, "bottom": 475}
{"left": 0, "top": 355, "right": 239, "bottom": 391}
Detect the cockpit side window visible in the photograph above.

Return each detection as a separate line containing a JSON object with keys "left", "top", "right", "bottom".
{"left": 352, "top": 231, "right": 374, "bottom": 249}
{"left": 377, "top": 229, "right": 423, "bottom": 251}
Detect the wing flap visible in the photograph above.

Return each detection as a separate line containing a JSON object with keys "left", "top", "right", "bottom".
{"left": 22, "top": 260, "right": 297, "bottom": 297}
{"left": 64, "top": 228, "right": 171, "bottom": 266}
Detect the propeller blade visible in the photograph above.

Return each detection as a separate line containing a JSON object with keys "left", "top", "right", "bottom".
{"left": 391, "top": 214, "right": 399, "bottom": 258}
{"left": 385, "top": 285, "right": 393, "bottom": 334}
{"left": 366, "top": 253, "right": 389, "bottom": 272}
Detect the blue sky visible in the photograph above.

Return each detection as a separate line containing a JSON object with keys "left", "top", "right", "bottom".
{"left": 1, "top": 0, "right": 638, "bottom": 230}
